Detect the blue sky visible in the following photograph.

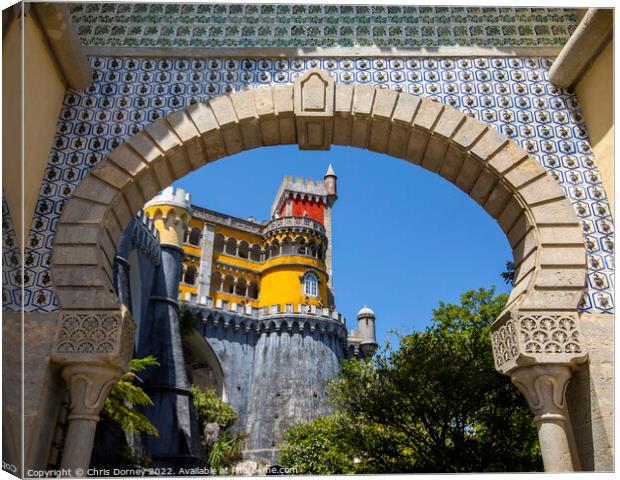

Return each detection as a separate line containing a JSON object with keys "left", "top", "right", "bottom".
{"left": 174, "top": 145, "right": 512, "bottom": 346}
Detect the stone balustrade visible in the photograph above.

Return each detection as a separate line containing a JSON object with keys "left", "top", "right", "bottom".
{"left": 262, "top": 215, "right": 327, "bottom": 238}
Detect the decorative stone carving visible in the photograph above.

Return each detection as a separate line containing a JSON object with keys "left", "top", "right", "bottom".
{"left": 62, "top": 364, "right": 122, "bottom": 422}
{"left": 492, "top": 313, "right": 588, "bottom": 471}
{"left": 52, "top": 307, "right": 135, "bottom": 371}
{"left": 60, "top": 363, "right": 123, "bottom": 473}
{"left": 492, "top": 312, "right": 588, "bottom": 374}
{"left": 510, "top": 365, "right": 577, "bottom": 471}
{"left": 294, "top": 69, "right": 335, "bottom": 150}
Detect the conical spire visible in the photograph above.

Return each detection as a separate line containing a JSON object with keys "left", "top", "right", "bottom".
{"left": 325, "top": 163, "right": 336, "bottom": 177}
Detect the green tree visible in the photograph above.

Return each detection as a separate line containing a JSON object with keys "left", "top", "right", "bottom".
{"left": 102, "top": 355, "right": 160, "bottom": 436}
{"left": 280, "top": 414, "right": 357, "bottom": 474}
{"left": 281, "top": 287, "right": 543, "bottom": 473}
{"left": 501, "top": 261, "right": 516, "bottom": 286}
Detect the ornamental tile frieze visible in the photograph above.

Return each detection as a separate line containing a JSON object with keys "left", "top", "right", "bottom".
{"left": 69, "top": 4, "right": 577, "bottom": 49}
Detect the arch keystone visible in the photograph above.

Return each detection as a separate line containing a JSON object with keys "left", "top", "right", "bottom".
{"left": 294, "top": 69, "right": 335, "bottom": 150}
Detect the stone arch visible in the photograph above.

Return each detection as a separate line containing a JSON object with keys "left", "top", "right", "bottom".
{"left": 50, "top": 69, "right": 588, "bottom": 472}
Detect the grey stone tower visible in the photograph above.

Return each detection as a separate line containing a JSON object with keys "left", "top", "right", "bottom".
{"left": 323, "top": 164, "right": 337, "bottom": 303}
{"left": 356, "top": 306, "right": 378, "bottom": 357}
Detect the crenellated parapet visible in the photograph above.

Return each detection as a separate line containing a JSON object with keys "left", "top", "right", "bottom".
{"left": 270, "top": 176, "right": 328, "bottom": 218}
{"left": 130, "top": 211, "right": 161, "bottom": 266}
{"left": 182, "top": 303, "right": 348, "bottom": 340}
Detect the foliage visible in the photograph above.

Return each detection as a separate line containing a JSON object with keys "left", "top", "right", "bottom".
{"left": 190, "top": 385, "right": 247, "bottom": 470}
{"left": 207, "top": 429, "right": 248, "bottom": 470}
{"left": 280, "top": 287, "right": 543, "bottom": 473}
{"left": 178, "top": 303, "right": 199, "bottom": 336}
{"left": 190, "top": 385, "right": 238, "bottom": 429}
{"left": 280, "top": 414, "right": 357, "bottom": 474}
{"left": 102, "top": 355, "right": 160, "bottom": 437}
{"left": 501, "top": 261, "right": 515, "bottom": 286}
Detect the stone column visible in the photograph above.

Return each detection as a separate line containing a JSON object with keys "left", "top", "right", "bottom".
{"left": 60, "top": 364, "right": 122, "bottom": 474}
{"left": 511, "top": 365, "right": 577, "bottom": 472}
{"left": 491, "top": 311, "right": 589, "bottom": 472}
{"left": 197, "top": 223, "right": 215, "bottom": 299}
{"left": 51, "top": 308, "right": 136, "bottom": 475}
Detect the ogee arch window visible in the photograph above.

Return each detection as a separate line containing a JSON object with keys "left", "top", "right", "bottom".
{"left": 303, "top": 271, "right": 319, "bottom": 297}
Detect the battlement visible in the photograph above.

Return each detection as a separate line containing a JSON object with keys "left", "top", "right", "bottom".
{"left": 270, "top": 175, "right": 328, "bottom": 218}
{"left": 179, "top": 301, "right": 348, "bottom": 340}
{"left": 145, "top": 186, "right": 192, "bottom": 212}
{"left": 136, "top": 210, "right": 159, "bottom": 240}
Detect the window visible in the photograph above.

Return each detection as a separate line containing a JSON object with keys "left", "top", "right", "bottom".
{"left": 303, "top": 271, "right": 319, "bottom": 297}
{"left": 248, "top": 282, "right": 259, "bottom": 299}
{"left": 238, "top": 241, "right": 249, "bottom": 259}
{"left": 188, "top": 227, "right": 201, "bottom": 246}
{"left": 225, "top": 237, "right": 237, "bottom": 255}
{"left": 184, "top": 265, "right": 197, "bottom": 285}
{"left": 213, "top": 233, "right": 225, "bottom": 253}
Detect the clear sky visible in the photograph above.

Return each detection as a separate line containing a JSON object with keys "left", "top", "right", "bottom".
{"left": 174, "top": 145, "right": 512, "bottom": 346}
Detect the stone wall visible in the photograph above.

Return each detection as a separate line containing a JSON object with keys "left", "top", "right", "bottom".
{"left": 2, "top": 311, "right": 65, "bottom": 475}
{"left": 194, "top": 308, "right": 346, "bottom": 464}
{"left": 566, "top": 313, "right": 614, "bottom": 471}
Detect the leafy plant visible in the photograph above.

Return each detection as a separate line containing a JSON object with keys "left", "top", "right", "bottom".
{"left": 501, "top": 261, "right": 516, "bottom": 286}
{"left": 207, "top": 430, "right": 247, "bottom": 470}
{"left": 190, "top": 385, "right": 238, "bottom": 429}
{"left": 178, "top": 304, "right": 199, "bottom": 336}
{"left": 190, "top": 385, "right": 247, "bottom": 470}
{"left": 102, "top": 355, "right": 160, "bottom": 436}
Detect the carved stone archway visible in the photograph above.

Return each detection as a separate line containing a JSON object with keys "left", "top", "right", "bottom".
{"left": 51, "top": 69, "right": 588, "bottom": 472}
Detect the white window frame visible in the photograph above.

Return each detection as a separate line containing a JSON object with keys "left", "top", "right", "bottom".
{"left": 303, "top": 271, "right": 319, "bottom": 297}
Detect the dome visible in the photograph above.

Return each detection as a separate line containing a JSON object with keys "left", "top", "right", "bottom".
{"left": 357, "top": 305, "right": 375, "bottom": 318}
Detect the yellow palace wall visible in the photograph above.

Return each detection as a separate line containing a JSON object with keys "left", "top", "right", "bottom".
{"left": 176, "top": 218, "right": 329, "bottom": 309}
{"left": 2, "top": 14, "right": 67, "bottom": 248}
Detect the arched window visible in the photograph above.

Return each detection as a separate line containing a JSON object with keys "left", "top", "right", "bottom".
{"left": 211, "top": 271, "right": 222, "bottom": 292}
{"left": 213, "top": 233, "right": 225, "bottom": 253}
{"left": 223, "top": 275, "right": 235, "bottom": 294}
{"left": 188, "top": 227, "right": 201, "bottom": 246}
{"left": 238, "top": 241, "right": 249, "bottom": 259}
{"left": 225, "top": 237, "right": 237, "bottom": 255}
{"left": 248, "top": 281, "right": 259, "bottom": 299}
{"left": 184, "top": 265, "right": 197, "bottom": 285}
{"left": 250, "top": 244, "right": 261, "bottom": 262}
{"left": 235, "top": 277, "right": 247, "bottom": 297}
{"left": 281, "top": 237, "right": 293, "bottom": 255}
{"left": 303, "top": 271, "right": 319, "bottom": 297}
{"left": 296, "top": 237, "right": 306, "bottom": 255}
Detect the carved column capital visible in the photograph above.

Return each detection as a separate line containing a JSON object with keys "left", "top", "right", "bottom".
{"left": 51, "top": 307, "right": 135, "bottom": 371}
{"left": 61, "top": 364, "right": 122, "bottom": 422}
{"left": 491, "top": 311, "right": 587, "bottom": 472}
{"left": 491, "top": 311, "right": 588, "bottom": 375}
{"left": 510, "top": 364, "right": 572, "bottom": 422}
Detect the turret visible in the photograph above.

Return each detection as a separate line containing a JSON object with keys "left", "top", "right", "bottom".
{"left": 324, "top": 164, "right": 337, "bottom": 207}
{"left": 357, "top": 306, "right": 378, "bottom": 357}
{"left": 143, "top": 187, "right": 192, "bottom": 249}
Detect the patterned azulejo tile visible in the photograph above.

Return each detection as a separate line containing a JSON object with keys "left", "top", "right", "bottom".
{"left": 5, "top": 56, "right": 613, "bottom": 316}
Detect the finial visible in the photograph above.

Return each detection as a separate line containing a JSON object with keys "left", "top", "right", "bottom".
{"left": 325, "top": 163, "right": 336, "bottom": 177}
